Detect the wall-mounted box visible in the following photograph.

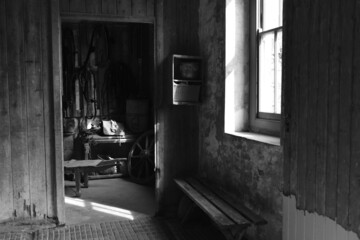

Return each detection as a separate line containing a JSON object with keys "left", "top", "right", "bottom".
{"left": 172, "top": 54, "right": 202, "bottom": 105}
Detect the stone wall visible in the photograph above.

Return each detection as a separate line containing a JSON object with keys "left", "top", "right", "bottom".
{"left": 198, "top": 1, "right": 283, "bottom": 239}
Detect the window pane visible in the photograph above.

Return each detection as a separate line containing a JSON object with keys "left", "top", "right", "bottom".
{"left": 259, "top": 31, "right": 278, "bottom": 114}
{"left": 275, "top": 30, "right": 282, "bottom": 114}
{"left": 262, "top": 0, "right": 283, "bottom": 30}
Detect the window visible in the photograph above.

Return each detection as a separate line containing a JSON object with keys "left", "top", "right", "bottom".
{"left": 224, "top": 0, "right": 282, "bottom": 144}
{"left": 249, "top": 0, "right": 283, "bottom": 136}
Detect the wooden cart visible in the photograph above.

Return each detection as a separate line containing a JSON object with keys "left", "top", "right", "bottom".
{"left": 67, "top": 130, "right": 155, "bottom": 197}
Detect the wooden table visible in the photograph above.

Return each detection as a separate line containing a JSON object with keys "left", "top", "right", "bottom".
{"left": 64, "top": 158, "right": 127, "bottom": 197}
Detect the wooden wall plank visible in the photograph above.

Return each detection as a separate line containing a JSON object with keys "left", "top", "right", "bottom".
{"left": 146, "top": 0, "right": 154, "bottom": 17}
{"left": 349, "top": 0, "right": 360, "bottom": 234}
{"left": 132, "top": 0, "right": 147, "bottom": 17}
{"left": 289, "top": 0, "right": 299, "bottom": 197}
{"left": 296, "top": 0, "right": 310, "bottom": 209}
{"left": 102, "top": 0, "right": 117, "bottom": 15}
{"left": 282, "top": 0, "right": 294, "bottom": 196}
{"left": 117, "top": 0, "right": 131, "bottom": 16}
{"left": 305, "top": 0, "right": 320, "bottom": 212}
{"left": 325, "top": 0, "right": 340, "bottom": 220}
{"left": 42, "top": 0, "right": 55, "bottom": 218}
{"left": 176, "top": 0, "right": 198, "bottom": 53}
{"left": 336, "top": 0, "right": 355, "bottom": 228}
{"left": 6, "top": 0, "right": 31, "bottom": 218}
{"left": 50, "top": 0, "right": 65, "bottom": 223}
{"left": 24, "top": 0, "right": 47, "bottom": 218}
{"left": 86, "top": 0, "right": 101, "bottom": 14}
{"left": 0, "top": 0, "right": 14, "bottom": 220}
{"left": 285, "top": 0, "right": 360, "bottom": 236}
{"left": 315, "top": 0, "right": 330, "bottom": 216}
{"left": 60, "top": 0, "right": 70, "bottom": 12}
{"left": 69, "top": 0, "right": 86, "bottom": 13}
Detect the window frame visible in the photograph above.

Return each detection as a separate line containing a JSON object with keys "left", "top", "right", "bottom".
{"left": 249, "top": 0, "right": 282, "bottom": 137}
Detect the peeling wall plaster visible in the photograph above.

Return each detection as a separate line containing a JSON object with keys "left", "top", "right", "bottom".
{"left": 198, "top": 1, "right": 283, "bottom": 239}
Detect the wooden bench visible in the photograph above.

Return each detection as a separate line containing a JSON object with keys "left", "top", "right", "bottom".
{"left": 174, "top": 177, "right": 267, "bottom": 240}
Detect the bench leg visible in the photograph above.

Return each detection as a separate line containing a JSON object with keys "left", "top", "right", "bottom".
{"left": 221, "top": 225, "right": 248, "bottom": 240}
{"left": 74, "top": 169, "right": 81, "bottom": 197}
{"left": 178, "top": 196, "right": 196, "bottom": 224}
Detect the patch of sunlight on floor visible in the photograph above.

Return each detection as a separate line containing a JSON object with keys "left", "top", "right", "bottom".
{"left": 65, "top": 197, "right": 134, "bottom": 220}
{"left": 65, "top": 197, "right": 86, "bottom": 207}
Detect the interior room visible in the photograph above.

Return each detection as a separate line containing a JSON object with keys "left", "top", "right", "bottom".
{"left": 61, "top": 20, "right": 157, "bottom": 223}
{"left": 1, "top": 0, "right": 360, "bottom": 240}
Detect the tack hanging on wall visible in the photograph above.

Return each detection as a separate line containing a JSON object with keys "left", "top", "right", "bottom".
{"left": 172, "top": 54, "right": 202, "bottom": 105}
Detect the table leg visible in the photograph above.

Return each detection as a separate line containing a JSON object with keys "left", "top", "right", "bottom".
{"left": 74, "top": 169, "right": 81, "bottom": 197}
{"left": 83, "top": 172, "right": 89, "bottom": 188}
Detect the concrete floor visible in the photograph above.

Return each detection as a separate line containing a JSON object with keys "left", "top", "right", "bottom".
{"left": 0, "top": 177, "right": 226, "bottom": 239}
{"left": 64, "top": 177, "right": 157, "bottom": 225}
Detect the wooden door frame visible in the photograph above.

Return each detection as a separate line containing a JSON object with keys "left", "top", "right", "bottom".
{"left": 51, "top": 1, "right": 159, "bottom": 224}
{"left": 50, "top": 0, "right": 66, "bottom": 224}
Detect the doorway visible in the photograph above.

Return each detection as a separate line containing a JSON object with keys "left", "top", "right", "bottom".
{"left": 60, "top": 20, "right": 157, "bottom": 225}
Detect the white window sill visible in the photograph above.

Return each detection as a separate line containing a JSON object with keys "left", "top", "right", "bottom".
{"left": 226, "top": 131, "right": 280, "bottom": 146}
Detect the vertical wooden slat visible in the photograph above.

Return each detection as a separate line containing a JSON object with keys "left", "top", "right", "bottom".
{"left": 50, "top": 0, "right": 65, "bottom": 223}
{"left": 102, "top": 0, "right": 117, "bottom": 15}
{"left": 349, "top": 0, "right": 360, "bottom": 235}
{"left": 6, "top": 0, "right": 31, "bottom": 218}
{"left": 305, "top": 0, "right": 319, "bottom": 212}
{"left": 0, "top": 0, "right": 14, "bottom": 220}
{"left": 132, "top": 0, "right": 147, "bottom": 17}
{"left": 60, "top": 0, "right": 70, "bottom": 12}
{"left": 336, "top": 0, "right": 355, "bottom": 228}
{"left": 24, "top": 0, "right": 47, "bottom": 217}
{"left": 315, "top": 0, "right": 330, "bottom": 216}
{"left": 117, "top": 0, "right": 131, "bottom": 16}
{"left": 296, "top": 0, "right": 310, "bottom": 209}
{"left": 282, "top": 0, "right": 294, "bottom": 196}
{"left": 69, "top": 0, "right": 86, "bottom": 13}
{"left": 86, "top": 0, "right": 101, "bottom": 14}
{"left": 175, "top": 0, "right": 197, "bottom": 53}
{"left": 289, "top": 0, "right": 299, "bottom": 197}
{"left": 42, "top": 0, "right": 55, "bottom": 218}
{"left": 146, "top": 0, "right": 154, "bottom": 17}
{"left": 325, "top": 0, "right": 340, "bottom": 220}
{"left": 154, "top": 0, "right": 164, "bottom": 197}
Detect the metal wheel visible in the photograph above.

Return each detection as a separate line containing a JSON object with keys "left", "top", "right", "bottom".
{"left": 127, "top": 130, "right": 155, "bottom": 184}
